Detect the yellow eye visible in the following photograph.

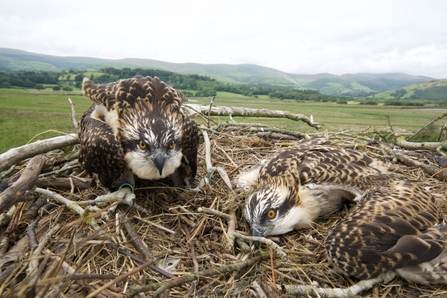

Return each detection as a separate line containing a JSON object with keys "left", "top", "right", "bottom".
{"left": 267, "top": 209, "right": 276, "bottom": 219}
{"left": 168, "top": 141, "right": 175, "bottom": 150}
{"left": 139, "top": 141, "right": 147, "bottom": 150}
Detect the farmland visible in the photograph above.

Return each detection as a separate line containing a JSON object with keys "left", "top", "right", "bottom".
{"left": 0, "top": 88, "right": 445, "bottom": 154}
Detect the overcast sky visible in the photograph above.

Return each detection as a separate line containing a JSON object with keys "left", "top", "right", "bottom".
{"left": 1, "top": 0, "right": 446, "bottom": 78}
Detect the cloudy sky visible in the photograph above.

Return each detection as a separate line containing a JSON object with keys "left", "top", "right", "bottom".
{"left": 1, "top": 0, "right": 446, "bottom": 78}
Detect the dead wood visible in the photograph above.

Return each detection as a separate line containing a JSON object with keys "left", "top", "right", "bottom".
{"left": 394, "top": 137, "right": 447, "bottom": 151}
{"left": 128, "top": 254, "right": 268, "bottom": 298}
{"left": 0, "top": 155, "right": 47, "bottom": 213}
{"left": 0, "top": 133, "right": 78, "bottom": 172}
{"left": 35, "top": 177, "right": 93, "bottom": 190}
{"left": 1, "top": 107, "right": 447, "bottom": 297}
{"left": 392, "top": 150, "right": 447, "bottom": 181}
{"left": 186, "top": 103, "right": 322, "bottom": 129}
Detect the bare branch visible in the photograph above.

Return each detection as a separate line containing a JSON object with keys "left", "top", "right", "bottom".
{"left": 394, "top": 137, "right": 447, "bottom": 151}
{"left": 186, "top": 104, "right": 322, "bottom": 129}
{"left": 0, "top": 155, "right": 46, "bottom": 213}
{"left": 283, "top": 271, "right": 396, "bottom": 297}
{"left": 0, "top": 134, "right": 79, "bottom": 172}
{"left": 201, "top": 129, "right": 233, "bottom": 190}
{"left": 67, "top": 98, "right": 78, "bottom": 130}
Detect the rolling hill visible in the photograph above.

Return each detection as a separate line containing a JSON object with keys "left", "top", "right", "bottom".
{"left": 374, "top": 79, "right": 447, "bottom": 100}
{"left": 0, "top": 47, "right": 435, "bottom": 95}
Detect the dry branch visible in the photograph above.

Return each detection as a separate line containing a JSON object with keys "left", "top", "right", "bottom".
{"left": 186, "top": 104, "right": 322, "bottom": 129}
{"left": 0, "top": 155, "right": 46, "bottom": 213}
{"left": 283, "top": 271, "right": 396, "bottom": 297}
{"left": 0, "top": 133, "right": 79, "bottom": 172}
{"left": 128, "top": 254, "right": 268, "bottom": 297}
{"left": 36, "top": 177, "right": 93, "bottom": 190}
{"left": 392, "top": 150, "right": 447, "bottom": 181}
{"left": 394, "top": 137, "right": 447, "bottom": 150}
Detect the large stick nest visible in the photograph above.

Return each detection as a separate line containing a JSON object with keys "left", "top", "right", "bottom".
{"left": 0, "top": 123, "right": 447, "bottom": 297}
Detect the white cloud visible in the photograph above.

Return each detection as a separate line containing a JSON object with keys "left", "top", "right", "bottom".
{"left": 1, "top": 0, "right": 447, "bottom": 78}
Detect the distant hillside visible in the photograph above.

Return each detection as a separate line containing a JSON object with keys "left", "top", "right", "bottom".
{"left": 375, "top": 79, "right": 447, "bottom": 101}
{"left": 0, "top": 47, "right": 434, "bottom": 95}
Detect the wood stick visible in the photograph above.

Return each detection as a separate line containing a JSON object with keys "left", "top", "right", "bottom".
{"left": 0, "top": 134, "right": 78, "bottom": 172}
{"left": 128, "top": 254, "right": 268, "bottom": 298}
{"left": 0, "top": 155, "right": 46, "bottom": 213}
{"left": 186, "top": 104, "right": 322, "bottom": 129}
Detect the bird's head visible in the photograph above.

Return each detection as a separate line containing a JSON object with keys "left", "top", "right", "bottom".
{"left": 244, "top": 183, "right": 315, "bottom": 238}
{"left": 121, "top": 113, "right": 184, "bottom": 180}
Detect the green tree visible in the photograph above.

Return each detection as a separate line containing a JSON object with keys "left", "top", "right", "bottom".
{"left": 35, "top": 84, "right": 45, "bottom": 90}
{"left": 52, "top": 85, "right": 61, "bottom": 91}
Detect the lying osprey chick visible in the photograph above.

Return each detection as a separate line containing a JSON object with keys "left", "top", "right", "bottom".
{"left": 78, "top": 76, "right": 199, "bottom": 190}
{"left": 239, "top": 137, "right": 447, "bottom": 285}
{"left": 236, "top": 137, "right": 392, "bottom": 237}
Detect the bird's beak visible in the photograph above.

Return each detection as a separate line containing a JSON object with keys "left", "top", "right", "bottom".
{"left": 153, "top": 152, "right": 165, "bottom": 175}
{"left": 251, "top": 225, "right": 267, "bottom": 249}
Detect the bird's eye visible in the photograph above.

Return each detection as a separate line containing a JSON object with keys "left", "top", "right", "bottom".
{"left": 267, "top": 209, "right": 276, "bottom": 219}
{"left": 168, "top": 141, "right": 175, "bottom": 150}
{"left": 139, "top": 141, "right": 147, "bottom": 150}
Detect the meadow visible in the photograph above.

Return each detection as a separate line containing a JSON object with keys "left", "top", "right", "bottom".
{"left": 0, "top": 89, "right": 445, "bottom": 154}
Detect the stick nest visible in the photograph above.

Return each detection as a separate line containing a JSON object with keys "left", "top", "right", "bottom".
{"left": 1, "top": 128, "right": 447, "bottom": 298}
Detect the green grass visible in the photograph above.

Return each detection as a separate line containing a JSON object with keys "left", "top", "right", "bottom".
{"left": 0, "top": 89, "right": 91, "bottom": 153}
{"left": 1, "top": 89, "right": 445, "bottom": 154}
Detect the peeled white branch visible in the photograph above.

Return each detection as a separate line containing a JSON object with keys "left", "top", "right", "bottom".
{"left": 394, "top": 137, "right": 447, "bottom": 150}
{"left": 201, "top": 129, "right": 233, "bottom": 190}
{"left": 0, "top": 134, "right": 79, "bottom": 172}
{"left": 283, "top": 271, "right": 396, "bottom": 297}
{"left": 186, "top": 104, "right": 322, "bottom": 129}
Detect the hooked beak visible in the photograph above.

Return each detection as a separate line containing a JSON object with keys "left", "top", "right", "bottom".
{"left": 153, "top": 152, "right": 165, "bottom": 175}
{"left": 251, "top": 225, "right": 267, "bottom": 249}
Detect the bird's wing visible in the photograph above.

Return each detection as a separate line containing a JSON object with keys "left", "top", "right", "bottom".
{"left": 259, "top": 138, "right": 391, "bottom": 188}
{"left": 82, "top": 76, "right": 186, "bottom": 115}
{"left": 169, "top": 114, "right": 199, "bottom": 187}
{"left": 180, "top": 115, "right": 199, "bottom": 179}
{"left": 325, "top": 179, "right": 443, "bottom": 280}
{"left": 78, "top": 104, "right": 125, "bottom": 189}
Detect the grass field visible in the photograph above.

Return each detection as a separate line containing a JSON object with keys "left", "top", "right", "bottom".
{"left": 1, "top": 89, "right": 446, "bottom": 154}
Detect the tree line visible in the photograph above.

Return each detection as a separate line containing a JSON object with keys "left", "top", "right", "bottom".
{"left": 0, "top": 69, "right": 349, "bottom": 102}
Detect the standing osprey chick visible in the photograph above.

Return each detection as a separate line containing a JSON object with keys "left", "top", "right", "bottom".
{"left": 78, "top": 76, "right": 198, "bottom": 190}
{"left": 237, "top": 137, "right": 392, "bottom": 237}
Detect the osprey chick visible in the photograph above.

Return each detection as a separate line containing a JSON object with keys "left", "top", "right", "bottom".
{"left": 239, "top": 137, "right": 447, "bottom": 285}
{"left": 237, "top": 137, "right": 392, "bottom": 237}
{"left": 78, "top": 76, "right": 198, "bottom": 190}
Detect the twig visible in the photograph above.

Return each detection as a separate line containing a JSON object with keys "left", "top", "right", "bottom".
{"left": 0, "top": 155, "right": 46, "bottom": 213}
{"left": 85, "top": 259, "right": 156, "bottom": 298}
{"left": 186, "top": 104, "right": 322, "bottom": 129}
{"left": 122, "top": 216, "right": 152, "bottom": 260}
{"left": 407, "top": 113, "right": 447, "bottom": 140}
{"left": 251, "top": 280, "right": 268, "bottom": 298}
{"left": 390, "top": 150, "right": 447, "bottom": 181}
{"left": 394, "top": 137, "right": 447, "bottom": 151}
{"left": 0, "top": 205, "right": 16, "bottom": 229}
{"left": 198, "top": 207, "right": 286, "bottom": 259}
{"left": 26, "top": 223, "right": 61, "bottom": 284}
{"left": 134, "top": 216, "right": 176, "bottom": 234}
{"left": 201, "top": 129, "right": 233, "bottom": 190}
{"left": 0, "top": 134, "right": 79, "bottom": 172}
{"left": 207, "top": 96, "right": 215, "bottom": 128}
{"left": 35, "top": 187, "right": 100, "bottom": 230}
{"left": 283, "top": 271, "right": 396, "bottom": 297}
{"left": 385, "top": 115, "right": 394, "bottom": 132}
{"left": 36, "top": 176, "right": 92, "bottom": 190}
{"left": 25, "top": 216, "right": 41, "bottom": 249}
{"left": 128, "top": 254, "right": 268, "bottom": 298}
{"left": 67, "top": 98, "right": 78, "bottom": 129}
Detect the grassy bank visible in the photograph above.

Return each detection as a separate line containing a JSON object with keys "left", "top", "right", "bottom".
{"left": 0, "top": 89, "right": 445, "bottom": 153}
